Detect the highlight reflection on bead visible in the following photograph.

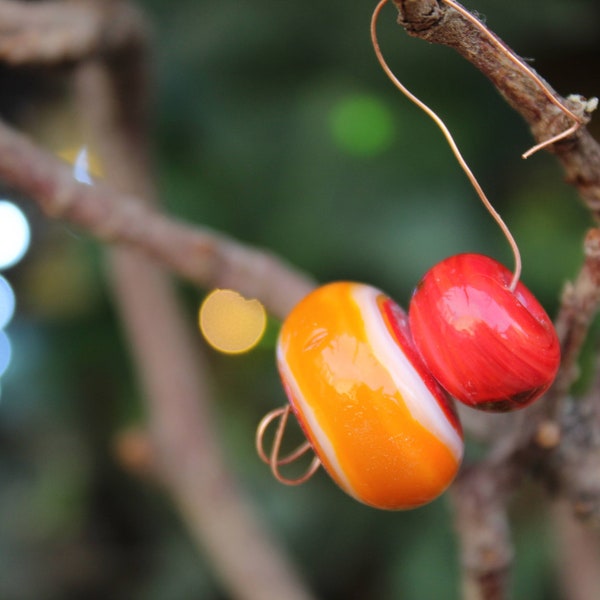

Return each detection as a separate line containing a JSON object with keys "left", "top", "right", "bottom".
{"left": 276, "top": 282, "right": 463, "bottom": 510}
{"left": 409, "top": 253, "right": 560, "bottom": 411}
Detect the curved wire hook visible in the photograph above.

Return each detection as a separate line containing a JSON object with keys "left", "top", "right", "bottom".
{"left": 256, "top": 405, "right": 321, "bottom": 486}
{"left": 371, "top": 0, "right": 522, "bottom": 290}
{"left": 372, "top": 0, "right": 587, "bottom": 289}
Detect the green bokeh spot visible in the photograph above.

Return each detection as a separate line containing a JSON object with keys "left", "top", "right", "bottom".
{"left": 330, "top": 94, "right": 394, "bottom": 156}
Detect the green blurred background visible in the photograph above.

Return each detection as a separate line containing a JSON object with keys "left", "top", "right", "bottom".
{"left": 0, "top": 0, "right": 599, "bottom": 598}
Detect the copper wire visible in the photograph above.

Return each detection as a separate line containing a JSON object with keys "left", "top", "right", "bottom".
{"left": 256, "top": 405, "right": 321, "bottom": 486}
{"left": 371, "top": 0, "right": 585, "bottom": 290}
{"left": 371, "top": 0, "right": 525, "bottom": 288}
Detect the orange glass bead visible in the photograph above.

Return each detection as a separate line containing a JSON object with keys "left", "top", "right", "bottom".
{"left": 277, "top": 282, "right": 463, "bottom": 509}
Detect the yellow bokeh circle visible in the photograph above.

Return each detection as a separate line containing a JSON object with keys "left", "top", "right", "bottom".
{"left": 199, "top": 289, "right": 267, "bottom": 354}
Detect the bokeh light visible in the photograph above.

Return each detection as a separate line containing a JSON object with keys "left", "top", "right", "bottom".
{"left": 0, "top": 201, "right": 31, "bottom": 270}
{"left": 199, "top": 289, "right": 267, "bottom": 354}
{"left": 73, "top": 147, "right": 94, "bottom": 185}
{"left": 0, "top": 330, "right": 12, "bottom": 378}
{"left": 0, "top": 275, "right": 15, "bottom": 329}
{"left": 59, "top": 146, "right": 103, "bottom": 185}
{"left": 330, "top": 93, "right": 394, "bottom": 156}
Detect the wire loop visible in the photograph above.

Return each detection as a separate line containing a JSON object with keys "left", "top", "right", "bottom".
{"left": 256, "top": 405, "right": 321, "bottom": 486}
{"left": 372, "top": 0, "right": 517, "bottom": 289}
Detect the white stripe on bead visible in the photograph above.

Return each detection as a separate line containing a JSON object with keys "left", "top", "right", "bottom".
{"left": 353, "top": 285, "right": 463, "bottom": 462}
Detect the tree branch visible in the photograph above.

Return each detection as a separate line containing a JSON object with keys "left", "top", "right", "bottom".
{"left": 0, "top": 117, "right": 315, "bottom": 318}
{"left": 451, "top": 465, "right": 515, "bottom": 600}
{"left": 0, "top": 0, "right": 147, "bottom": 64}
{"left": 388, "top": 2, "right": 600, "bottom": 598}
{"left": 447, "top": 226, "right": 600, "bottom": 599}
{"left": 0, "top": 1, "right": 598, "bottom": 599}
{"left": 0, "top": 0, "right": 317, "bottom": 596}
{"left": 547, "top": 228, "right": 600, "bottom": 410}
{"left": 552, "top": 500, "right": 600, "bottom": 600}
{"left": 393, "top": 0, "right": 600, "bottom": 215}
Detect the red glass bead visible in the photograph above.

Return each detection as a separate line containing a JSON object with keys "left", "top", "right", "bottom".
{"left": 408, "top": 253, "right": 560, "bottom": 411}
{"left": 277, "top": 281, "right": 463, "bottom": 509}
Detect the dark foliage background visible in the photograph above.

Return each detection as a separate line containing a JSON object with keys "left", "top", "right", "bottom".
{"left": 0, "top": 1, "right": 599, "bottom": 598}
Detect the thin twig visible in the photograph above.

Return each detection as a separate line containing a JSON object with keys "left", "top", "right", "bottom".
{"left": 450, "top": 464, "right": 515, "bottom": 600}
{"left": 546, "top": 229, "right": 600, "bottom": 412}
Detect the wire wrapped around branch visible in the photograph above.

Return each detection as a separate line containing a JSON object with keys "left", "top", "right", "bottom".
{"left": 392, "top": 0, "right": 600, "bottom": 215}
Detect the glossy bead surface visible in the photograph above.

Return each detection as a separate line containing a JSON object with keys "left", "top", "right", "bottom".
{"left": 277, "top": 282, "right": 463, "bottom": 510}
{"left": 409, "top": 253, "right": 560, "bottom": 411}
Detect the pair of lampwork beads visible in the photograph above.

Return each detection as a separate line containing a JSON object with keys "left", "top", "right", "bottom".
{"left": 275, "top": 253, "right": 560, "bottom": 510}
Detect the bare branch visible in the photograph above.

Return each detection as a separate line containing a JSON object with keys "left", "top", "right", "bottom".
{"left": 0, "top": 1, "right": 598, "bottom": 598}
{"left": 547, "top": 228, "right": 600, "bottom": 410}
{"left": 0, "top": 118, "right": 315, "bottom": 318}
{"left": 552, "top": 501, "right": 600, "bottom": 600}
{"left": 450, "top": 227, "right": 600, "bottom": 599}
{"left": 451, "top": 465, "right": 515, "bottom": 600}
{"left": 383, "top": 3, "right": 600, "bottom": 596}
{"left": 392, "top": 0, "right": 600, "bottom": 215}
{"left": 541, "top": 400, "right": 600, "bottom": 526}
{"left": 0, "top": 0, "right": 148, "bottom": 64}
